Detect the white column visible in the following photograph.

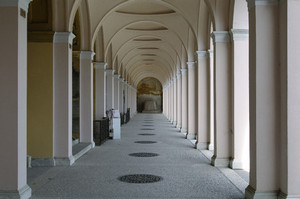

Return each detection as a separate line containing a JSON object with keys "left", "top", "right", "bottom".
{"left": 169, "top": 80, "right": 174, "bottom": 122}
{"left": 0, "top": 1, "right": 32, "bottom": 198}
{"left": 279, "top": 1, "right": 300, "bottom": 198}
{"left": 176, "top": 73, "right": 182, "bottom": 129}
{"left": 196, "top": 51, "right": 210, "bottom": 149}
{"left": 53, "top": 32, "right": 75, "bottom": 166}
{"left": 210, "top": 31, "right": 232, "bottom": 167}
{"left": 181, "top": 69, "right": 188, "bottom": 133}
{"left": 106, "top": 69, "right": 114, "bottom": 111}
{"left": 173, "top": 77, "right": 177, "bottom": 126}
{"left": 124, "top": 81, "right": 128, "bottom": 113}
{"left": 229, "top": 29, "right": 249, "bottom": 170}
{"left": 119, "top": 78, "right": 124, "bottom": 114}
{"left": 79, "top": 51, "right": 95, "bottom": 146}
{"left": 208, "top": 50, "right": 214, "bottom": 150}
{"left": 246, "top": 1, "right": 280, "bottom": 198}
{"left": 113, "top": 74, "right": 120, "bottom": 110}
{"left": 187, "top": 62, "right": 197, "bottom": 140}
{"left": 94, "top": 62, "right": 107, "bottom": 119}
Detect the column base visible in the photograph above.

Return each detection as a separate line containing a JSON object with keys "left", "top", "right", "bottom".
{"left": 195, "top": 142, "right": 209, "bottom": 150}
{"left": 176, "top": 124, "right": 181, "bottom": 129}
{"left": 278, "top": 191, "right": 300, "bottom": 199}
{"left": 208, "top": 143, "right": 214, "bottom": 150}
{"left": 31, "top": 158, "right": 55, "bottom": 167}
{"left": 181, "top": 128, "right": 187, "bottom": 133}
{"left": 245, "top": 185, "right": 278, "bottom": 199}
{"left": 229, "top": 158, "right": 244, "bottom": 169}
{"left": 172, "top": 121, "right": 177, "bottom": 126}
{"left": 211, "top": 155, "right": 230, "bottom": 167}
{"left": 0, "top": 184, "right": 32, "bottom": 199}
{"left": 55, "top": 156, "right": 75, "bottom": 166}
{"left": 186, "top": 133, "right": 196, "bottom": 140}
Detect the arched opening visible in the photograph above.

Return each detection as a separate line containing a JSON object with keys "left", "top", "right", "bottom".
{"left": 137, "top": 77, "right": 162, "bottom": 113}
{"left": 72, "top": 10, "right": 81, "bottom": 143}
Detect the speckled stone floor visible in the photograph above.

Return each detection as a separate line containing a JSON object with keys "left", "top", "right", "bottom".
{"left": 28, "top": 113, "right": 247, "bottom": 199}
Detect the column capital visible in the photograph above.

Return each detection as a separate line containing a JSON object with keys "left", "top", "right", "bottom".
{"left": 0, "top": 0, "right": 32, "bottom": 11}
{"left": 230, "top": 29, "right": 249, "bottom": 41}
{"left": 94, "top": 62, "right": 107, "bottom": 70}
{"left": 196, "top": 50, "right": 211, "bottom": 60}
{"left": 181, "top": 68, "right": 188, "bottom": 75}
{"left": 187, "top": 61, "right": 196, "bottom": 69}
{"left": 113, "top": 74, "right": 120, "bottom": 79}
{"left": 106, "top": 69, "right": 114, "bottom": 75}
{"left": 53, "top": 32, "right": 75, "bottom": 44}
{"left": 177, "top": 73, "right": 181, "bottom": 79}
{"left": 247, "top": 0, "right": 279, "bottom": 10}
{"left": 119, "top": 78, "right": 125, "bottom": 83}
{"left": 80, "top": 51, "right": 95, "bottom": 60}
{"left": 210, "top": 31, "right": 231, "bottom": 43}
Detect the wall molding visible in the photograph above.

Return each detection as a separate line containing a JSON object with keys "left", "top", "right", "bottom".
{"left": 80, "top": 51, "right": 95, "bottom": 60}
{"left": 211, "top": 31, "right": 231, "bottom": 43}
{"left": 94, "top": 62, "right": 107, "bottom": 70}
{"left": 230, "top": 29, "right": 249, "bottom": 41}
{"left": 53, "top": 32, "right": 75, "bottom": 44}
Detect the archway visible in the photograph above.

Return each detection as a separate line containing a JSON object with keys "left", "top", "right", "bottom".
{"left": 137, "top": 77, "right": 162, "bottom": 113}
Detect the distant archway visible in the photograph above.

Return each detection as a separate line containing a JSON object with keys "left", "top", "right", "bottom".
{"left": 137, "top": 77, "right": 162, "bottom": 113}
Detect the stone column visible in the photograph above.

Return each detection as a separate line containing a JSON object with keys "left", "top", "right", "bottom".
{"left": 113, "top": 74, "right": 120, "bottom": 110}
{"left": 172, "top": 77, "right": 177, "bottom": 126}
{"left": 169, "top": 81, "right": 173, "bottom": 121}
{"left": 119, "top": 78, "right": 124, "bottom": 114}
{"left": 53, "top": 32, "right": 75, "bottom": 166}
{"left": 94, "top": 62, "right": 107, "bottom": 119}
{"left": 124, "top": 81, "right": 128, "bottom": 114}
{"left": 208, "top": 50, "right": 215, "bottom": 150}
{"left": 0, "top": 1, "right": 32, "bottom": 198}
{"left": 211, "top": 31, "right": 232, "bottom": 167}
{"left": 79, "top": 51, "right": 95, "bottom": 146}
{"left": 187, "top": 62, "right": 197, "bottom": 140}
{"left": 245, "top": 1, "right": 280, "bottom": 198}
{"left": 279, "top": 1, "right": 300, "bottom": 198}
{"left": 229, "top": 29, "right": 249, "bottom": 170}
{"left": 106, "top": 69, "right": 114, "bottom": 111}
{"left": 196, "top": 51, "right": 210, "bottom": 149}
{"left": 181, "top": 68, "right": 188, "bottom": 133}
{"left": 176, "top": 73, "right": 182, "bottom": 129}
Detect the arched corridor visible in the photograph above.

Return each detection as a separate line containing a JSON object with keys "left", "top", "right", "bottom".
{"left": 28, "top": 114, "right": 247, "bottom": 199}
{"left": 1, "top": 0, "right": 300, "bottom": 199}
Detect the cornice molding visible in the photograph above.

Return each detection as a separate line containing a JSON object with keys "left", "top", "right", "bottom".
{"left": 211, "top": 31, "right": 231, "bottom": 43}
{"left": 247, "top": 0, "right": 279, "bottom": 11}
{"left": 106, "top": 69, "right": 115, "bottom": 75}
{"left": 94, "top": 62, "right": 107, "bottom": 70}
{"left": 230, "top": 29, "right": 249, "bottom": 41}
{"left": 181, "top": 68, "right": 188, "bottom": 75}
{"left": 53, "top": 32, "right": 75, "bottom": 44}
{"left": 80, "top": 51, "right": 95, "bottom": 60}
{"left": 187, "top": 61, "right": 196, "bottom": 69}
{"left": 0, "top": 0, "right": 32, "bottom": 11}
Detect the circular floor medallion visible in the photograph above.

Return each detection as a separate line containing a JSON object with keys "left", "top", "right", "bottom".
{"left": 118, "top": 174, "right": 163, "bottom": 183}
{"left": 134, "top": 141, "right": 157, "bottom": 144}
{"left": 140, "top": 128, "right": 155, "bottom": 130}
{"left": 129, "top": 152, "right": 159, "bottom": 157}
{"left": 143, "top": 125, "right": 154, "bottom": 127}
{"left": 138, "top": 133, "right": 156, "bottom": 136}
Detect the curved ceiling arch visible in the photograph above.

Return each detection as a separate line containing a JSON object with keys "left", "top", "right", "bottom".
{"left": 103, "top": 19, "right": 188, "bottom": 62}
{"left": 90, "top": 0, "right": 198, "bottom": 48}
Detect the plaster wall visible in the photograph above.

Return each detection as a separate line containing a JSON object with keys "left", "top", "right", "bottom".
{"left": 27, "top": 42, "right": 53, "bottom": 157}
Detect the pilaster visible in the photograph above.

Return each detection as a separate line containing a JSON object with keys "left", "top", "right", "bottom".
{"left": 186, "top": 62, "right": 197, "bottom": 140}
{"left": 180, "top": 68, "right": 188, "bottom": 133}
{"left": 94, "top": 62, "right": 107, "bottom": 119}
{"left": 0, "top": 1, "right": 32, "bottom": 198}
{"left": 106, "top": 69, "right": 114, "bottom": 110}
{"left": 210, "top": 31, "right": 232, "bottom": 167}
{"left": 79, "top": 51, "right": 95, "bottom": 147}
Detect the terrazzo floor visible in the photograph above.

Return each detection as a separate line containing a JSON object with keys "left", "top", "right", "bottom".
{"left": 28, "top": 113, "right": 248, "bottom": 199}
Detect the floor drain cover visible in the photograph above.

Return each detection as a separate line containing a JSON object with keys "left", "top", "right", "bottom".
{"left": 138, "top": 133, "right": 155, "bottom": 136}
{"left": 141, "top": 128, "right": 155, "bottom": 130}
{"left": 129, "top": 153, "right": 159, "bottom": 157}
{"left": 135, "top": 141, "right": 157, "bottom": 144}
{"left": 118, "top": 174, "right": 163, "bottom": 183}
